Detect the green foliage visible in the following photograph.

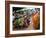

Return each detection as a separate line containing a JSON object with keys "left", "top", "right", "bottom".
{"left": 15, "top": 18, "right": 24, "bottom": 26}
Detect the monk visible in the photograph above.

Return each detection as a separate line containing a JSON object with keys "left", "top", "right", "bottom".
{"left": 32, "top": 12, "right": 40, "bottom": 29}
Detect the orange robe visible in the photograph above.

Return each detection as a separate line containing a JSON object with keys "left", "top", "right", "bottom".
{"left": 32, "top": 13, "right": 40, "bottom": 29}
